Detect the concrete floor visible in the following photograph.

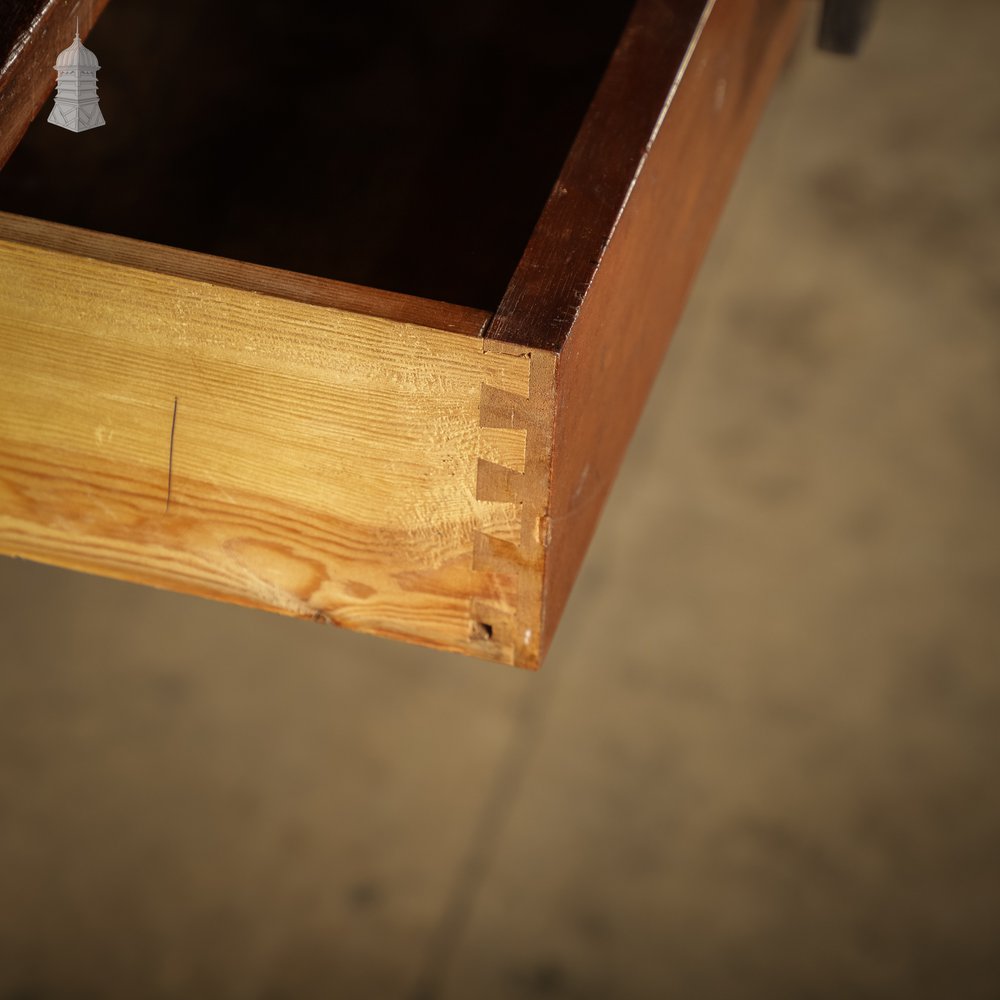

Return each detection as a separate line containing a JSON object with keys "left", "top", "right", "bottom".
{"left": 2, "top": 0, "right": 999, "bottom": 996}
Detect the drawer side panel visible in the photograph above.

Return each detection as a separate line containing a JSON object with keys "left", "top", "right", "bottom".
{"left": 0, "top": 238, "right": 554, "bottom": 666}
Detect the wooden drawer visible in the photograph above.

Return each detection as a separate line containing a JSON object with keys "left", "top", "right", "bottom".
{"left": 0, "top": 0, "right": 802, "bottom": 668}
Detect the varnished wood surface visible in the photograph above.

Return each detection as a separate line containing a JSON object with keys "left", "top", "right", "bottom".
{"left": 534, "top": 0, "right": 803, "bottom": 657}
{"left": 0, "top": 231, "right": 555, "bottom": 667}
{"left": 0, "top": 0, "right": 48, "bottom": 67}
{"left": 0, "top": 0, "right": 110, "bottom": 168}
{"left": 486, "top": 0, "right": 712, "bottom": 352}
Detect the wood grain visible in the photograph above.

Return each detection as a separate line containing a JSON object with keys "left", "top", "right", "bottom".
{"left": 0, "top": 213, "right": 489, "bottom": 337}
{"left": 487, "top": 0, "right": 803, "bottom": 659}
{"left": 0, "top": 229, "right": 555, "bottom": 667}
{"left": 1, "top": 1, "right": 804, "bottom": 669}
{"left": 0, "top": 0, "right": 111, "bottom": 168}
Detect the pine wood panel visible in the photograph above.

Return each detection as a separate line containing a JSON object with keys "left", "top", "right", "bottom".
{"left": 0, "top": 212, "right": 489, "bottom": 336}
{"left": 0, "top": 222, "right": 556, "bottom": 667}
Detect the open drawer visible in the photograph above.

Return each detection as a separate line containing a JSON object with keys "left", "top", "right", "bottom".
{"left": 0, "top": 0, "right": 802, "bottom": 668}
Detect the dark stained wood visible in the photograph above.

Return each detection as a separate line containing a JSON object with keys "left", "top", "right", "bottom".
{"left": 0, "top": 0, "right": 49, "bottom": 67}
{"left": 486, "top": 0, "right": 804, "bottom": 658}
{"left": 487, "top": 0, "right": 711, "bottom": 353}
{"left": 0, "top": 0, "right": 111, "bottom": 168}
{"left": 1, "top": 0, "right": 633, "bottom": 310}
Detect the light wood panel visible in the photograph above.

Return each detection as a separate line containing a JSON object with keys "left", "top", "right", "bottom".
{"left": 0, "top": 223, "right": 556, "bottom": 667}
{"left": 0, "top": 213, "right": 489, "bottom": 336}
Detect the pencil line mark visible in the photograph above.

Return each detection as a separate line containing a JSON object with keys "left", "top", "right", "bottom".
{"left": 165, "top": 396, "right": 178, "bottom": 513}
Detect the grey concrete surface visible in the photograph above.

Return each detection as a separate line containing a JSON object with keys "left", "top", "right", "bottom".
{"left": 2, "top": 0, "right": 999, "bottom": 997}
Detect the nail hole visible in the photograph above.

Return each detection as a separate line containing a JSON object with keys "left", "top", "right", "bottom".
{"left": 472, "top": 620, "right": 494, "bottom": 641}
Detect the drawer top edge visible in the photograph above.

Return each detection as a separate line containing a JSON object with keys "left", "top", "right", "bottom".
{"left": 0, "top": 211, "right": 492, "bottom": 338}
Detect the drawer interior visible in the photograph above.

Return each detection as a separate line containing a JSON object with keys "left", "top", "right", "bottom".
{"left": 0, "top": 0, "right": 631, "bottom": 310}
